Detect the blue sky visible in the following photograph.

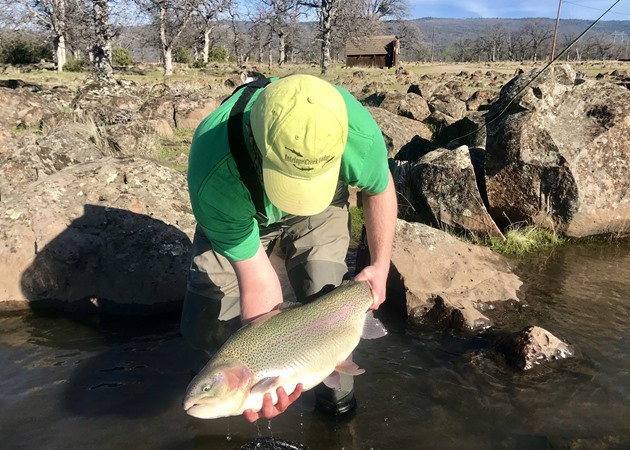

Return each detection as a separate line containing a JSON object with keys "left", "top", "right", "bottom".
{"left": 408, "top": 0, "right": 630, "bottom": 21}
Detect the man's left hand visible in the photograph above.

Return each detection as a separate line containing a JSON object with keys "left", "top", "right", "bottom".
{"left": 243, "top": 384, "right": 304, "bottom": 423}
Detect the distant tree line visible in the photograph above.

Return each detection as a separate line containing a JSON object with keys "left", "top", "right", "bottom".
{"left": 439, "top": 20, "right": 630, "bottom": 63}
{"left": 0, "top": 0, "right": 411, "bottom": 78}
{"left": 0, "top": 0, "right": 629, "bottom": 81}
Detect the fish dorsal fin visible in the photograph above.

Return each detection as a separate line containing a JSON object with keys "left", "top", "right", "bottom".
{"left": 335, "top": 359, "right": 365, "bottom": 376}
{"left": 250, "top": 376, "right": 281, "bottom": 394}
{"left": 362, "top": 311, "right": 388, "bottom": 340}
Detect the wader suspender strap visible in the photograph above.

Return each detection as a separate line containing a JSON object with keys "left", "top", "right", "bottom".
{"left": 226, "top": 78, "right": 271, "bottom": 224}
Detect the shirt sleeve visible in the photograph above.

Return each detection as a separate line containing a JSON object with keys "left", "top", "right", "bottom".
{"left": 194, "top": 157, "right": 261, "bottom": 261}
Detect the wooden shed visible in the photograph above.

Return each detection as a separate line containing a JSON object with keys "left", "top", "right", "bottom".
{"left": 345, "top": 35, "right": 399, "bottom": 69}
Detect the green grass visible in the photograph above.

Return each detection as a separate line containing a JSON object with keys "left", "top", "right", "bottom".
{"left": 487, "top": 224, "right": 566, "bottom": 256}
{"left": 349, "top": 206, "right": 365, "bottom": 245}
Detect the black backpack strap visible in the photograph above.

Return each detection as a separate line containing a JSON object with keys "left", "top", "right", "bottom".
{"left": 226, "top": 78, "right": 271, "bottom": 224}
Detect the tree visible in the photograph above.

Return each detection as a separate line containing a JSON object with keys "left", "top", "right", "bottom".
{"left": 197, "top": 0, "right": 228, "bottom": 63}
{"left": 477, "top": 24, "right": 507, "bottom": 62}
{"left": 134, "top": 0, "right": 201, "bottom": 75}
{"left": 255, "top": 0, "right": 302, "bottom": 66}
{"left": 521, "top": 20, "right": 552, "bottom": 62}
{"left": 19, "top": 0, "right": 68, "bottom": 70}
{"left": 92, "top": 0, "right": 115, "bottom": 82}
{"left": 299, "top": 0, "right": 339, "bottom": 73}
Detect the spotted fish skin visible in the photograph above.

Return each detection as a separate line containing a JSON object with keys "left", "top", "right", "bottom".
{"left": 182, "top": 280, "right": 386, "bottom": 419}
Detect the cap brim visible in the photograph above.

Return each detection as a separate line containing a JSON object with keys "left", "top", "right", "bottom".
{"left": 262, "top": 157, "right": 342, "bottom": 216}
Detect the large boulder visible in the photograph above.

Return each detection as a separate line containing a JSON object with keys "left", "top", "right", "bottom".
{"left": 486, "top": 64, "right": 630, "bottom": 237}
{"left": 366, "top": 106, "right": 433, "bottom": 158}
{"left": 408, "top": 146, "right": 504, "bottom": 240}
{"left": 0, "top": 83, "right": 59, "bottom": 129}
{"left": 0, "top": 124, "right": 106, "bottom": 199}
{"left": 358, "top": 219, "right": 522, "bottom": 332}
{"left": 0, "top": 157, "right": 196, "bottom": 314}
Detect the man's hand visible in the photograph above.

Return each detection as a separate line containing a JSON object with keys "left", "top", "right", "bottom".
{"left": 354, "top": 265, "right": 388, "bottom": 310}
{"left": 243, "top": 384, "right": 304, "bottom": 423}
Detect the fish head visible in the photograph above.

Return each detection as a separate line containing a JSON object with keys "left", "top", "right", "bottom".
{"left": 182, "top": 359, "right": 253, "bottom": 419}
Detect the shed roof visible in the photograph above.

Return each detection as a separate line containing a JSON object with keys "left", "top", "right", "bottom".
{"left": 346, "top": 35, "right": 397, "bottom": 56}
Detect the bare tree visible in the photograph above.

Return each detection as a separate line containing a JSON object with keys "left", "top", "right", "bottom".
{"left": 300, "top": 0, "right": 338, "bottom": 73}
{"left": 197, "top": 0, "right": 228, "bottom": 63}
{"left": 18, "top": 0, "right": 68, "bottom": 70}
{"left": 585, "top": 33, "right": 613, "bottom": 61}
{"left": 361, "top": 0, "right": 408, "bottom": 20}
{"left": 521, "top": 20, "right": 552, "bottom": 62}
{"left": 391, "top": 20, "right": 426, "bottom": 62}
{"left": 477, "top": 24, "right": 507, "bottom": 62}
{"left": 91, "top": 0, "right": 114, "bottom": 81}
{"left": 134, "top": 0, "right": 200, "bottom": 75}
{"left": 256, "top": 0, "right": 302, "bottom": 66}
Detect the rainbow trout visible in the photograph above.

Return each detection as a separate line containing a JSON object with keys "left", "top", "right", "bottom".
{"left": 183, "top": 280, "right": 387, "bottom": 419}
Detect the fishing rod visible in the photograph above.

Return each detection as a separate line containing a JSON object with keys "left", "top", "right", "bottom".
{"left": 446, "top": 0, "right": 623, "bottom": 147}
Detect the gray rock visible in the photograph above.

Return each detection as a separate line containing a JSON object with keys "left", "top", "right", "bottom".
{"left": 357, "top": 220, "right": 522, "bottom": 332}
{"left": 0, "top": 157, "right": 196, "bottom": 314}
{"left": 486, "top": 64, "right": 630, "bottom": 237}
{"left": 495, "top": 325, "right": 574, "bottom": 371}
{"left": 408, "top": 146, "right": 504, "bottom": 240}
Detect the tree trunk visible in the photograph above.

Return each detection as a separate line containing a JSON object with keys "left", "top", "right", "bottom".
{"left": 55, "top": 34, "right": 66, "bottom": 71}
{"left": 159, "top": 6, "right": 173, "bottom": 76}
{"left": 320, "top": 0, "right": 334, "bottom": 74}
{"left": 278, "top": 31, "right": 285, "bottom": 66}
{"left": 92, "top": 0, "right": 115, "bottom": 83}
{"left": 203, "top": 28, "right": 211, "bottom": 63}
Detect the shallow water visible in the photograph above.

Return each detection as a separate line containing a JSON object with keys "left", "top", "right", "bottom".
{"left": 1, "top": 240, "right": 629, "bottom": 450}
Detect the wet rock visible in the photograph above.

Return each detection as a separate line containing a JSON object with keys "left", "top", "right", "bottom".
{"left": 357, "top": 220, "right": 521, "bottom": 332}
{"left": 495, "top": 326, "right": 574, "bottom": 370}
{"left": 423, "top": 294, "right": 492, "bottom": 331}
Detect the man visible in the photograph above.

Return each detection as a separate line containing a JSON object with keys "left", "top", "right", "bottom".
{"left": 182, "top": 74, "right": 397, "bottom": 422}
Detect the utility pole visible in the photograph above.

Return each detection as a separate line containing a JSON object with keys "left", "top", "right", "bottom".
{"left": 551, "top": 0, "right": 563, "bottom": 60}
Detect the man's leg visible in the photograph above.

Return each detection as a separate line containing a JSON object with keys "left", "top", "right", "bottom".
{"left": 281, "top": 204, "right": 356, "bottom": 415}
{"left": 180, "top": 226, "right": 242, "bottom": 372}
{"left": 181, "top": 225, "right": 283, "bottom": 372}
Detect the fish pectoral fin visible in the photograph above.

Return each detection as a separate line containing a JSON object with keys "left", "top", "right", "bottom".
{"left": 361, "top": 310, "right": 388, "bottom": 340}
{"left": 250, "top": 376, "right": 282, "bottom": 394}
{"left": 323, "top": 372, "right": 341, "bottom": 389}
{"left": 334, "top": 359, "right": 366, "bottom": 376}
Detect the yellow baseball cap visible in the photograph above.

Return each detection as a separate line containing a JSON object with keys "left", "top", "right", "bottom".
{"left": 250, "top": 74, "right": 348, "bottom": 216}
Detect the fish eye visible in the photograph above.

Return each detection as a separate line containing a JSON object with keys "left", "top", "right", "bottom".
{"left": 202, "top": 384, "right": 211, "bottom": 392}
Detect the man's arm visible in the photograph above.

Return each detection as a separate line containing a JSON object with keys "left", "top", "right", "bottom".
{"left": 232, "top": 242, "right": 283, "bottom": 324}
{"left": 354, "top": 172, "right": 397, "bottom": 309}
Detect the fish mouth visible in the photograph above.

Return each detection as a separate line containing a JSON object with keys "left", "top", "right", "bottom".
{"left": 184, "top": 403, "right": 223, "bottom": 419}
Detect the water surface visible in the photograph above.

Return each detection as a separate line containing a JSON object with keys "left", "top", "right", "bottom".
{"left": 1, "top": 241, "right": 629, "bottom": 449}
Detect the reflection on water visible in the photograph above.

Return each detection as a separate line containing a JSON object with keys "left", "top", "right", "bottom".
{"left": 0, "top": 241, "right": 629, "bottom": 449}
